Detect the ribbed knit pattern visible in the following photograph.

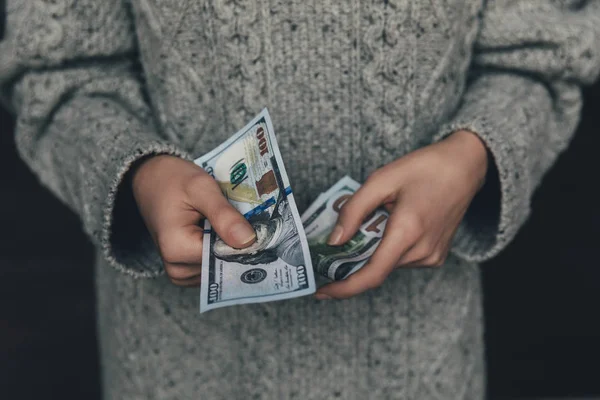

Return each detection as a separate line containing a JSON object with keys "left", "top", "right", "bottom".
{"left": 2, "top": 0, "right": 599, "bottom": 399}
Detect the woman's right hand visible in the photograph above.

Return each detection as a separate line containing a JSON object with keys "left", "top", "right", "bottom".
{"left": 131, "top": 155, "right": 256, "bottom": 286}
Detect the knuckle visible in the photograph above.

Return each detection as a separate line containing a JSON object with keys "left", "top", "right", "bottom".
{"left": 157, "top": 236, "right": 180, "bottom": 264}
{"left": 421, "top": 258, "right": 436, "bottom": 267}
{"left": 409, "top": 241, "right": 435, "bottom": 261}
{"left": 403, "top": 213, "right": 425, "bottom": 238}
{"left": 414, "top": 250, "right": 431, "bottom": 262}
{"left": 207, "top": 200, "right": 239, "bottom": 226}
{"left": 161, "top": 249, "right": 180, "bottom": 265}
{"left": 165, "top": 265, "right": 185, "bottom": 281}
{"left": 206, "top": 205, "right": 227, "bottom": 225}
{"left": 433, "top": 252, "right": 447, "bottom": 267}
{"left": 185, "top": 173, "right": 214, "bottom": 197}
{"left": 422, "top": 241, "right": 437, "bottom": 257}
{"left": 426, "top": 251, "right": 446, "bottom": 267}
{"left": 165, "top": 264, "right": 193, "bottom": 281}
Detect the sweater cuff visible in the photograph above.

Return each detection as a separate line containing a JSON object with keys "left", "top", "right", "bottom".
{"left": 431, "top": 117, "right": 530, "bottom": 263}
{"left": 97, "top": 133, "right": 192, "bottom": 278}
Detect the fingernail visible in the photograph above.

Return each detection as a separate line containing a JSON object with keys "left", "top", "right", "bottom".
{"left": 327, "top": 225, "right": 344, "bottom": 246}
{"left": 315, "top": 293, "right": 332, "bottom": 300}
{"left": 231, "top": 223, "right": 256, "bottom": 247}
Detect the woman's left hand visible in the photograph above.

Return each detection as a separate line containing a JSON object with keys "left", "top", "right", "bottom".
{"left": 315, "top": 130, "right": 489, "bottom": 300}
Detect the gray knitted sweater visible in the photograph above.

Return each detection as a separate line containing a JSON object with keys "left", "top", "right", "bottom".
{"left": 2, "top": 0, "right": 600, "bottom": 399}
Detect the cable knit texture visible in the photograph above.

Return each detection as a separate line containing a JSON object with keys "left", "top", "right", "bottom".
{"left": 2, "top": 0, "right": 599, "bottom": 399}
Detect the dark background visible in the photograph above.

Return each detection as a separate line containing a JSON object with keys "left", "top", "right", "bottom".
{"left": 0, "top": 82, "right": 599, "bottom": 399}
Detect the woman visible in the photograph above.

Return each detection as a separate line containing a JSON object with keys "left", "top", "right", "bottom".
{"left": 1, "top": 0, "right": 599, "bottom": 398}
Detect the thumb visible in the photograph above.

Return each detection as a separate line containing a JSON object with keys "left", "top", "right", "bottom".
{"left": 328, "top": 175, "right": 390, "bottom": 246}
{"left": 188, "top": 177, "right": 256, "bottom": 249}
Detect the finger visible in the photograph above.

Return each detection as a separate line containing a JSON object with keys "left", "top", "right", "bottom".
{"left": 186, "top": 176, "right": 256, "bottom": 249}
{"left": 395, "top": 241, "right": 434, "bottom": 267}
{"left": 317, "top": 213, "right": 419, "bottom": 299}
{"left": 157, "top": 225, "right": 204, "bottom": 265}
{"left": 164, "top": 263, "right": 202, "bottom": 281}
{"left": 328, "top": 173, "right": 394, "bottom": 246}
{"left": 401, "top": 246, "right": 448, "bottom": 268}
{"left": 169, "top": 275, "right": 201, "bottom": 287}
{"left": 398, "top": 229, "right": 454, "bottom": 268}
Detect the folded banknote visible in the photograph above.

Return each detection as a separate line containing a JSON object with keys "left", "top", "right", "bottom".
{"left": 302, "top": 176, "right": 388, "bottom": 281}
{"left": 195, "top": 109, "right": 316, "bottom": 313}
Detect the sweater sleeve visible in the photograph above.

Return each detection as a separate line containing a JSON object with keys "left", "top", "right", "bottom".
{"left": 0, "top": 1, "right": 191, "bottom": 277}
{"left": 432, "top": 0, "right": 600, "bottom": 263}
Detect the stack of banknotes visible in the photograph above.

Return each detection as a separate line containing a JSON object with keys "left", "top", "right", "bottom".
{"left": 195, "top": 109, "right": 388, "bottom": 313}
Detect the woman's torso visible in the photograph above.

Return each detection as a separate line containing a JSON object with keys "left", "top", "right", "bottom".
{"left": 96, "top": 2, "right": 487, "bottom": 399}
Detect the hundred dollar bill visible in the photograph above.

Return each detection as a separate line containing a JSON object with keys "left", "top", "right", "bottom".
{"left": 302, "top": 176, "right": 389, "bottom": 281}
{"left": 195, "top": 109, "right": 316, "bottom": 313}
